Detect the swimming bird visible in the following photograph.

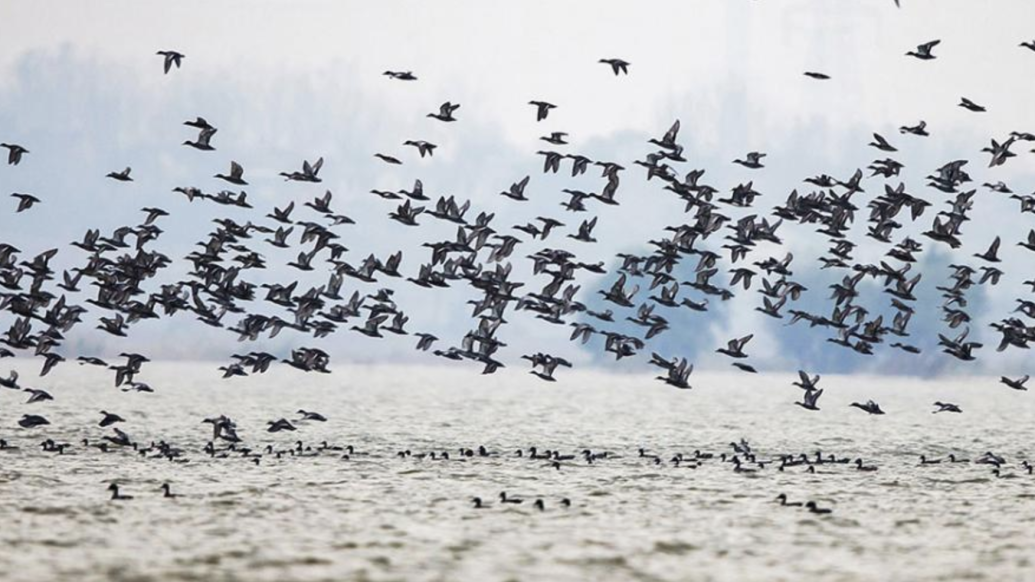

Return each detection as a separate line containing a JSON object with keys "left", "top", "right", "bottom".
{"left": 499, "top": 491, "right": 523, "bottom": 504}
{"left": 108, "top": 483, "right": 133, "bottom": 500}
{"left": 1, "top": 143, "right": 28, "bottom": 165}
{"left": 156, "top": 50, "right": 184, "bottom": 74}
{"left": 775, "top": 493, "right": 803, "bottom": 507}
{"left": 805, "top": 501, "right": 832, "bottom": 514}
{"left": 159, "top": 483, "right": 179, "bottom": 498}
{"left": 599, "top": 58, "right": 630, "bottom": 75}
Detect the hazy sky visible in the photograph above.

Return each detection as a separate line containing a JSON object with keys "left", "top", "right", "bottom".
{"left": 1, "top": 1, "right": 1033, "bottom": 375}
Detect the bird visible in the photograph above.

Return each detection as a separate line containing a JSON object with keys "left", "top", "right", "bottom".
{"left": 906, "top": 40, "right": 941, "bottom": 60}
{"left": 804, "top": 71, "right": 830, "bottom": 80}
{"left": 214, "top": 161, "right": 247, "bottom": 185}
{"left": 716, "top": 335, "right": 753, "bottom": 359}
{"left": 849, "top": 400, "right": 885, "bottom": 415}
{"left": 383, "top": 70, "right": 417, "bottom": 81}
{"left": 599, "top": 58, "right": 630, "bottom": 75}
{"left": 933, "top": 402, "right": 962, "bottom": 413}
{"left": 427, "top": 102, "right": 460, "bottom": 122}
{"left": 959, "top": 97, "right": 986, "bottom": 112}
{"left": 1, "top": 143, "right": 29, "bottom": 165}
{"left": 156, "top": 50, "right": 185, "bottom": 74}
{"left": 99, "top": 411, "right": 125, "bottom": 427}
{"left": 733, "top": 152, "right": 766, "bottom": 169}
{"left": 11, "top": 193, "right": 40, "bottom": 212}
{"left": 795, "top": 389, "right": 823, "bottom": 411}
{"left": 159, "top": 483, "right": 180, "bottom": 498}
{"left": 1001, "top": 375, "right": 1029, "bottom": 391}
{"left": 529, "top": 100, "right": 556, "bottom": 121}
{"left": 403, "top": 140, "right": 437, "bottom": 158}
{"left": 106, "top": 167, "right": 133, "bottom": 182}
{"left": 108, "top": 483, "right": 133, "bottom": 500}
{"left": 267, "top": 419, "right": 297, "bottom": 432}
{"left": 805, "top": 501, "right": 832, "bottom": 514}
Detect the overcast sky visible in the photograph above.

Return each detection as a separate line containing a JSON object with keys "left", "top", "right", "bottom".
{"left": 1, "top": 1, "right": 1033, "bottom": 375}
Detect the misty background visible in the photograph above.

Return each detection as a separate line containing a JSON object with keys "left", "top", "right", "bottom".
{"left": 1, "top": 1, "right": 1033, "bottom": 377}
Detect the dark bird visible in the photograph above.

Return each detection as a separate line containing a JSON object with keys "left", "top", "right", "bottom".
{"left": 849, "top": 400, "right": 885, "bottom": 415}
{"left": 1, "top": 143, "right": 28, "bottom": 165}
{"left": 214, "top": 161, "right": 247, "bottom": 185}
{"left": 599, "top": 58, "right": 630, "bottom": 75}
{"left": 427, "top": 102, "right": 460, "bottom": 122}
{"left": 959, "top": 97, "right": 986, "bottom": 112}
{"left": 383, "top": 70, "right": 417, "bottom": 81}
{"left": 404, "top": 140, "right": 437, "bottom": 158}
{"left": 906, "top": 40, "right": 941, "bottom": 60}
{"left": 106, "top": 167, "right": 133, "bottom": 182}
{"left": 804, "top": 71, "right": 830, "bottom": 80}
{"left": 156, "top": 50, "right": 185, "bottom": 74}
{"left": 529, "top": 100, "right": 556, "bottom": 121}
{"left": 11, "top": 193, "right": 40, "bottom": 213}
{"left": 1001, "top": 375, "right": 1029, "bottom": 391}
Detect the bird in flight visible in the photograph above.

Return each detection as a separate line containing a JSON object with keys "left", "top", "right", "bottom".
{"left": 156, "top": 50, "right": 185, "bottom": 74}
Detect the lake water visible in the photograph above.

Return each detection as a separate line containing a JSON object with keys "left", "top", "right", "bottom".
{"left": 1, "top": 363, "right": 1034, "bottom": 581}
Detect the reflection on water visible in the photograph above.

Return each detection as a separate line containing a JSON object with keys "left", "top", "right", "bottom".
{"left": 1, "top": 363, "right": 1033, "bottom": 581}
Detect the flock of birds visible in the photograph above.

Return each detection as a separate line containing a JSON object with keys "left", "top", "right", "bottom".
{"left": 2, "top": 32, "right": 1035, "bottom": 498}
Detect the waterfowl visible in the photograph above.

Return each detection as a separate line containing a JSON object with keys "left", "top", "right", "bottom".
{"left": 599, "top": 58, "right": 630, "bottom": 75}
{"left": 906, "top": 39, "right": 941, "bottom": 60}
{"left": 11, "top": 193, "right": 40, "bottom": 212}
{"left": 1, "top": 143, "right": 28, "bottom": 165}
{"left": 297, "top": 410, "right": 327, "bottom": 422}
{"left": 214, "top": 161, "right": 247, "bottom": 185}
{"left": 18, "top": 414, "right": 50, "bottom": 428}
{"left": 160, "top": 483, "right": 180, "bottom": 498}
{"left": 156, "top": 50, "right": 184, "bottom": 74}
{"left": 805, "top": 501, "right": 832, "bottom": 514}
{"left": 108, "top": 483, "right": 133, "bottom": 500}
{"left": 775, "top": 493, "right": 803, "bottom": 507}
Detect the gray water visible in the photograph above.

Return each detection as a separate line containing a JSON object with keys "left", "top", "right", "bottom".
{"left": 1, "top": 363, "right": 1034, "bottom": 582}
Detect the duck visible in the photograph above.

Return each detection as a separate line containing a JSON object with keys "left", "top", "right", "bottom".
{"left": 108, "top": 483, "right": 133, "bottom": 500}
{"left": 805, "top": 501, "right": 832, "bottom": 514}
